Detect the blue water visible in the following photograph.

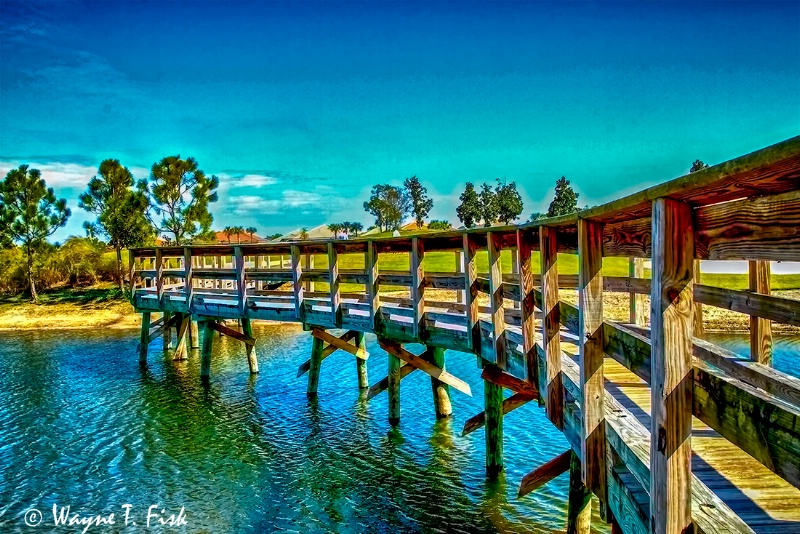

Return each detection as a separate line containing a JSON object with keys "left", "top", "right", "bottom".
{"left": 703, "top": 333, "right": 799, "bottom": 378}
{"left": 0, "top": 324, "right": 587, "bottom": 533}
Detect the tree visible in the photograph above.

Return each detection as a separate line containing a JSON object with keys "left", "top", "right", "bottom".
{"left": 347, "top": 222, "right": 363, "bottom": 236}
{"left": 232, "top": 226, "right": 245, "bottom": 243}
{"left": 363, "top": 184, "right": 410, "bottom": 231}
{"left": 528, "top": 212, "right": 546, "bottom": 222}
{"left": 79, "top": 159, "right": 152, "bottom": 290}
{"left": 403, "top": 175, "right": 433, "bottom": 228}
{"left": 428, "top": 220, "right": 451, "bottom": 230}
{"left": 147, "top": 155, "right": 219, "bottom": 245}
{"left": 0, "top": 165, "right": 70, "bottom": 301}
{"left": 690, "top": 159, "right": 709, "bottom": 173}
{"left": 546, "top": 176, "right": 579, "bottom": 217}
{"left": 299, "top": 228, "right": 309, "bottom": 240}
{"left": 327, "top": 223, "right": 342, "bottom": 238}
{"left": 456, "top": 182, "right": 481, "bottom": 228}
{"left": 494, "top": 178, "right": 523, "bottom": 224}
{"left": 223, "top": 226, "right": 234, "bottom": 243}
{"left": 479, "top": 183, "right": 498, "bottom": 227}
{"left": 246, "top": 226, "right": 258, "bottom": 243}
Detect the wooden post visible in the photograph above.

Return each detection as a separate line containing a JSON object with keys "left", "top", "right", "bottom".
{"left": 305, "top": 253, "right": 314, "bottom": 293}
{"left": 242, "top": 318, "right": 259, "bottom": 374}
{"left": 173, "top": 313, "right": 190, "bottom": 361}
{"left": 355, "top": 332, "right": 369, "bottom": 389}
{"left": 540, "top": 226, "right": 563, "bottom": 429}
{"left": 155, "top": 248, "right": 164, "bottom": 306}
{"left": 367, "top": 241, "right": 380, "bottom": 334}
{"left": 307, "top": 335, "right": 324, "bottom": 397}
{"left": 162, "top": 311, "right": 172, "bottom": 350}
{"left": 328, "top": 242, "right": 341, "bottom": 327}
{"left": 566, "top": 451, "right": 592, "bottom": 534}
{"left": 139, "top": 312, "right": 150, "bottom": 363}
{"left": 517, "top": 229, "right": 537, "bottom": 384}
{"left": 463, "top": 234, "right": 480, "bottom": 354}
{"left": 484, "top": 372, "right": 503, "bottom": 477}
{"left": 578, "top": 219, "right": 606, "bottom": 506}
{"left": 200, "top": 321, "right": 214, "bottom": 382}
{"left": 424, "top": 345, "right": 452, "bottom": 418}
{"left": 291, "top": 244, "right": 305, "bottom": 323}
{"left": 184, "top": 247, "right": 193, "bottom": 313}
{"left": 189, "top": 318, "right": 199, "bottom": 349}
{"left": 650, "top": 198, "right": 694, "bottom": 534}
{"left": 749, "top": 260, "right": 773, "bottom": 365}
{"left": 411, "top": 237, "right": 425, "bottom": 340}
{"left": 510, "top": 246, "right": 520, "bottom": 309}
{"left": 693, "top": 260, "right": 703, "bottom": 336}
{"left": 629, "top": 257, "right": 647, "bottom": 326}
{"left": 487, "top": 232, "right": 506, "bottom": 368}
{"left": 388, "top": 345, "right": 401, "bottom": 425}
{"left": 235, "top": 246, "right": 247, "bottom": 316}
{"left": 455, "top": 250, "right": 464, "bottom": 304}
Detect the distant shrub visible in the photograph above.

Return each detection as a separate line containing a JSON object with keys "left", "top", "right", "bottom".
{"left": 428, "top": 220, "right": 452, "bottom": 231}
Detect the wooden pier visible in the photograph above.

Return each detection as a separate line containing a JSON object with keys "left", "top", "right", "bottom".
{"left": 130, "top": 136, "right": 800, "bottom": 534}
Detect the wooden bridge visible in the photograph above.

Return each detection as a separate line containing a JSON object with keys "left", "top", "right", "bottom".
{"left": 130, "top": 136, "right": 800, "bottom": 534}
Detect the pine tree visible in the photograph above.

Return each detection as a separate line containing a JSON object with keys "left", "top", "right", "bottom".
{"left": 546, "top": 176, "right": 579, "bottom": 217}
{"left": 0, "top": 165, "right": 71, "bottom": 301}
{"left": 456, "top": 182, "right": 481, "bottom": 228}
{"left": 494, "top": 178, "right": 524, "bottom": 224}
{"left": 403, "top": 175, "right": 433, "bottom": 228}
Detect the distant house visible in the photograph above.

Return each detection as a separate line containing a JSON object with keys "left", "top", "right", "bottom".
{"left": 214, "top": 230, "right": 268, "bottom": 244}
{"left": 400, "top": 221, "right": 428, "bottom": 231}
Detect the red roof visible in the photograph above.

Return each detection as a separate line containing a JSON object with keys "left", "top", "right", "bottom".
{"left": 213, "top": 230, "right": 266, "bottom": 244}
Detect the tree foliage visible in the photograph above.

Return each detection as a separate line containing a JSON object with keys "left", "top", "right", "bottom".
{"left": 479, "top": 183, "right": 498, "bottom": 227}
{"left": 403, "top": 175, "right": 433, "bottom": 228}
{"left": 428, "top": 220, "right": 451, "bottom": 230}
{"left": 494, "top": 178, "right": 523, "bottom": 224}
{"left": 79, "top": 159, "right": 152, "bottom": 290}
{"left": 246, "top": 226, "right": 258, "bottom": 242}
{"left": 0, "top": 165, "right": 71, "bottom": 301}
{"left": 528, "top": 212, "right": 546, "bottom": 222}
{"left": 363, "top": 184, "right": 410, "bottom": 231}
{"left": 546, "top": 176, "right": 579, "bottom": 217}
{"left": 690, "top": 159, "right": 709, "bottom": 173}
{"left": 148, "top": 155, "right": 219, "bottom": 245}
{"left": 456, "top": 182, "right": 481, "bottom": 228}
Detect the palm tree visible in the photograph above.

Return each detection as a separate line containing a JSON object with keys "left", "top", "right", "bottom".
{"left": 327, "top": 223, "right": 341, "bottom": 238}
{"left": 246, "top": 226, "right": 258, "bottom": 243}
{"left": 299, "top": 227, "right": 309, "bottom": 240}
{"left": 223, "top": 226, "right": 234, "bottom": 243}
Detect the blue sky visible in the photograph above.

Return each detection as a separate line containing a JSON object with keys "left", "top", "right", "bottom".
{"left": 1, "top": 0, "right": 799, "bottom": 241}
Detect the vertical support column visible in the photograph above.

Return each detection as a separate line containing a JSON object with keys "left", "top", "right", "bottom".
{"left": 291, "top": 244, "right": 305, "bottom": 323}
{"left": 693, "top": 260, "right": 703, "bottom": 336}
{"left": 411, "top": 237, "right": 425, "bottom": 340}
{"left": 189, "top": 319, "right": 199, "bottom": 349}
{"left": 367, "top": 241, "right": 381, "bottom": 335}
{"left": 242, "top": 318, "right": 259, "bottom": 374}
{"left": 749, "top": 260, "right": 772, "bottom": 365}
{"left": 328, "top": 242, "right": 341, "bottom": 327}
{"left": 155, "top": 248, "right": 164, "bottom": 307}
{"left": 650, "top": 198, "right": 694, "bottom": 534}
{"left": 578, "top": 219, "right": 606, "bottom": 507}
{"left": 484, "top": 374, "right": 504, "bottom": 477}
{"left": 128, "top": 250, "right": 137, "bottom": 294}
{"left": 455, "top": 250, "right": 464, "bottom": 304}
{"left": 424, "top": 345, "right": 451, "bottom": 418}
{"left": 355, "top": 332, "right": 369, "bottom": 389}
{"left": 387, "top": 345, "right": 401, "bottom": 425}
{"left": 162, "top": 311, "right": 173, "bottom": 350}
{"left": 629, "top": 257, "right": 647, "bottom": 326}
{"left": 305, "top": 253, "right": 315, "bottom": 293}
{"left": 540, "top": 226, "right": 563, "bottom": 429}
{"left": 235, "top": 246, "right": 247, "bottom": 316}
{"left": 184, "top": 247, "right": 194, "bottom": 313}
{"left": 566, "top": 451, "right": 592, "bottom": 534}
{"left": 463, "top": 234, "right": 480, "bottom": 355}
{"left": 139, "top": 312, "right": 151, "bottom": 363}
{"left": 214, "top": 255, "right": 220, "bottom": 289}
{"left": 200, "top": 320, "right": 214, "bottom": 382}
{"left": 307, "top": 335, "right": 324, "bottom": 397}
{"left": 487, "top": 232, "right": 506, "bottom": 368}
{"left": 511, "top": 246, "right": 520, "bottom": 309}
{"left": 517, "top": 229, "right": 538, "bottom": 385}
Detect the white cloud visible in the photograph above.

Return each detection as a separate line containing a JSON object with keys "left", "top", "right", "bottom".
{"left": 217, "top": 172, "right": 279, "bottom": 192}
{"left": 230, "top": 189, "right": 325, "bottom": 215}
{"left": 0, "top": 160, "right": 95, "bottom": 190}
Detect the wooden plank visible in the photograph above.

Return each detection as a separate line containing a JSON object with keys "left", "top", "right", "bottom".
{"left": 578, "top": 219, "right": 606, "bottom": 503}
{"left": 517, "top": 228, "right": 538, "bottom": 385}
{"left": 463, "top": 233, "right": 481, "bottom": 353}
{"left": 379, "top": 340, "right": 472, "bottom": 396}
{"left": 206, "top": 320, "right": 255, "bottom": 346}
{"left": 518, "top": 449, "right": 572, "bottom": 498}
{"left": 567, "top": 450, "right": 592, "bottom": 534}
{"left": 629, "top": 258, "right": 647, "bottom": 326}
{"left": 411, "top": 237, "right": 425, "bottom": 340}
{"left": 184, "top": 247, "right": 194, "bottom": 312}
{"left": 366, "top": 362, "right": 417, "bottom": 400}
{"left": 694, "top": 284, "right": 800, "bottom": 326}
{"left": 328, "top": 242, "right": 341, "bottom": 327}
{"left": 487, "top": 231, "right": 506, "bottom": 368}
{"left": 311, "top": 328, "right": 369, "bottom": 360}
{"left": 649, "top": 197, "right": 694, "bottom": 534}
{"left": 749, "top": 260, "right": 773, "bottom": 364}
{"left": 296, "top": 330, "right": 358, "bottom": 377}
{"left": 367, "top": 241, "right": 380, "bottom": 334}
{"left": 540, "top": 225, "right": 564, "bottom": 429}
{"left": 234, "top": 247, "right": 247, "bottom": 316}
{"left": 481, "top": 364, "right": 538, "bottom": 397}
{"left": 291, "top": 244, "right": 304, "bottom": 323}
{"left": 462, "top": 391, "right": 535, "bottom": 436}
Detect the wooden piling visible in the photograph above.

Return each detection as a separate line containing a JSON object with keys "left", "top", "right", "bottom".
{"left": 200, "top": 321, "right": 214, "bottom": 381}
{"left": 139, "top": 312, "right": 150, "bottom": 363}
{"left": 242, "top": 318, "right": 259, "bottom": 374}
{"left": 540, "top": 226, "right": 563, "bottom": 429}
{"left": 189, "top": 318, "right": 199, "bottom": 349}
{"left": 387, "top": 346, "right": 401, "bottom": 425}
{"left": 307, "top": 335, "right": 324, "bottom": 397}
{"left": 162, "top": 311, "right": 172, "bottom": 350}
{"left": 484, "top": 376, "right": 503, "bottom": 476}
{"left": 355, "top": 332, "right": 369, "bottom": 389}
{"left": 566, "top": 451, "right": 592, "bottom": 534}
{"left": 425, "top": 345, "right": 452, "bottom": 418}
{"left": 749, "top": 260, "right": 772, "bottom": 365}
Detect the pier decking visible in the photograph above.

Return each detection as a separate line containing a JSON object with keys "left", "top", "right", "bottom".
{"left": 130, "top": 136, "right": 800, "bottom": 534}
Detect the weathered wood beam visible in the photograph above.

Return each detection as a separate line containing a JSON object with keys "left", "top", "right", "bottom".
{"left": 578, "top": 219, "right": 606, "bottom": 506}
{"left": 567, "top": 450, "right": 592, "bottom": 534}
{"left": 463, "top": 233, "right": 481, "bottom": 353}
{"left": 749, "top": 260, "right": 773, "bottom": 364}
{"left": 484, "top": 374, "right": 503, "bottom": 477}
{"left": 540, "top": 225, "right": 564, "bottom": 429}
{"left": 366, "top": 362, "right": 417, "bottom": 400}
{"left": 694, "top": 283, "right": 800, "bottom": 326}
{"left": 517, "top": 228, "right": 539, "bottom": 385}
{"left": 629, "top": 258, "right": 647, "bottom": 326}
{"left": 411, "top": 236, "right": 425, "bottom": 340}
{"left": 311, "top": 328, "right": 368, "bottom": 359}
{"left": 146, "top": 313, "right": 179, "bottom": 344}
{"left": 206, "top": 320, "right": 256, "bottom": 346}
{"left": 200, "top": 320, "right": 214, "bottom": 381}
{"left": 462, "top": 391, "right": 535, "bottom": 436}
{"left": 367, "top": 241, "right": 380, "bottom": 334}
{"left": 328, "top": 242, "right": 341, "bottom": 327}
{"left": 155, "top": 248, "right": 164, "bottom": 306}
{"left": 517, "top": 449, "right": 572, "bottom": 498}
{"left": 387, "top": 345, "right": 401, "bottom": 425}
{"left": 693, "top": 261, "right": 703, "bottom": 336}
{"left": 487, "top": 231, "right": 506, "bottom": 368}
{"left": 234, "top": 246, "right": 247, "bottom": 316}
{"left": 379, "top": 340, "right": 472, "bottom": 396}
{"left": 242, "top": 318, "right": 258, "bottom": 374}
{"left": 306, "top": 335, "right": 324, "bottom": 397}
{"left": 296, "top": 330, "right": 358, "bottom": 377}
{"left": 291, "top": 244, "right": 305, "bottom": 323}
{"left": 355, "top": 332, "right": 368, "bottom": 389}
{"left": 172, "top": 314, "right": 190, "bottom": 361}
{"left": 649, "top": 198, "right": 694, "bottom": 534}
{"left": 424, "top": 345, "right": 452, "bottom": 418}
{"left": 139, "top": 312, "right": 150, "bottom": 363}
{"left": 481, "top": 364, "right": 538, "bottom": 397}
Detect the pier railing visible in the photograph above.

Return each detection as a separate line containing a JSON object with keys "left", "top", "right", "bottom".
{"left": 130, "top": 136, "right": 800, "bottom": 534}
